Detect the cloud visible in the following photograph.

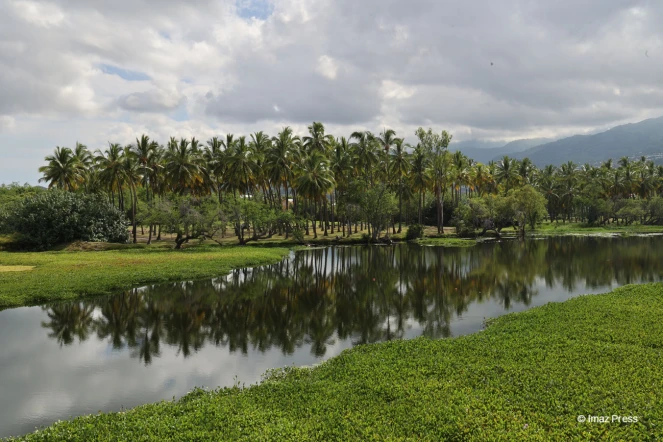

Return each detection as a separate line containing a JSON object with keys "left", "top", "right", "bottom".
{"left": 117, "top": 88, "right": 185, "bottom": 113}
{"left": 0, "top": 116, "right": 15, "bottom": 131}
{"left": 316, "top": 55, "right": 338, "bottom": 80}
{"left": 2, "top": 0, "right": 663, "bottom": 183}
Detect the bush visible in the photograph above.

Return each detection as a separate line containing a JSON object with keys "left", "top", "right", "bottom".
{"left": 405, "top": 224, "right": 425, "bottom": 240}
{"left": 3, "top": 190, "right": 129, "bottom": 250}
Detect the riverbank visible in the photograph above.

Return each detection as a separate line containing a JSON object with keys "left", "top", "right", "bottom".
{"left": 10, "top": 282, "right": 663, "bottom": 441}
{"left": 0, "top": 246, "right": 289, "bottom": 309}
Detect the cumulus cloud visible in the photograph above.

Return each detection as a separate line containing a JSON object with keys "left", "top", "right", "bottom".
{"left": 2, "top": 0, "right": 663, "bottom": 183}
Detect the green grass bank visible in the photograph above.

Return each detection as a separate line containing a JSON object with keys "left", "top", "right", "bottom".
{"left": 0, "top": 246, "right": 289, "bottom": 309}
{"left": 10, "top": 283, "right": 663, "bottom": 441}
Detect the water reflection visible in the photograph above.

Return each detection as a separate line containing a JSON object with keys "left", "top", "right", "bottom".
{"left": 41, "top": 236, "right": 663, "bottom": 365}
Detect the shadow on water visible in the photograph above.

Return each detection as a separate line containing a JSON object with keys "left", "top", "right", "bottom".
{"left": 42, "top": 236, "right": 663, "bottom": 364}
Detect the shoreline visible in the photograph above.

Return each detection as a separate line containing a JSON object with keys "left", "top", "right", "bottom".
{"left": 3, "top": 227, "right": 663, "bottom": 310}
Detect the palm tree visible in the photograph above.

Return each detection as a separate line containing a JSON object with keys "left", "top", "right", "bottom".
{"left": 430, "top": 150, "right": 452, "bottom": 234}
{"left": 330, "top": 137, "right": 354, "bottom": 235}
{"left": 122, "top": 146, "right": 142, "bottom": 243}
{"left": 164, "top": 138, "right": 205, "bottom": 194}
{"left": 131, "top": 135, "right": 158, "bottom": 197}
{"left": 73, "top": 142, "right": 93, "bottom": 189}
{"left": 268, "top": 127, "right": 299, "bottom": 211}
{"left": 95, "top": 143, "right": 126, "bottom": 209}
{"left": 250, "top": 131, "right": 272, "bottom": 205}
{"left": 350, "top": 131, "right": 379, "bottom": 184}
{"left": 38, "top": 146, "right": 84, "bottom": 191}
{"left": 410, "top": 145, "right": 429, "bottom": 224}
{"left": 389, "top": 138, "right": 411, "bottom": 232}
{"left": 494, "top": 155, "right": 520, "bottom": 194}
{"left": 225, "top": 136, "right": 256, "bottom": 198}
{"left": 205, "top": 136, "right": 226, "bottom": 203}
{"left": 295, "top": 151, "right": 335, "bottom": 238}
{"left": 302, "top": 122, "right": 333, "bottom": 155}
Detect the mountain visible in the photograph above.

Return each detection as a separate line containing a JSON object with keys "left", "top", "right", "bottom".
{"left": 450, "top": 138, "right": 552, "bottom": 164}
{"left": 513, "top": 117, "right": 663, "bottom": 166}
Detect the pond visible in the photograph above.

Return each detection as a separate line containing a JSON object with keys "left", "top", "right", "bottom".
{"left": 1, "top": 235, "right": 663, "bottom": 438}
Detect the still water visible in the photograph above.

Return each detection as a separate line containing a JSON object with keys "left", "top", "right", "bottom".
{"left": 1, "top": 236, "right": 663, "bottom": 437}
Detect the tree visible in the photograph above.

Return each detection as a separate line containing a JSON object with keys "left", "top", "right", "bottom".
{"left": 410, "top": 146, "right": 429, "bottom": 224}
{"left": 268, "top": 127, "right": 299, "bottom": 211}
{"left": 494, "top": 156, "right": 520, "bottom": 194}
{"left": 351, "top": 130, "right": 379, "bottom": 185}
{"left": 509, "top": 185, "right": 548, "bottom": 235}
{"left": 295, "top": 151, "right": 335, "bottom": 238}
{"left": 153, "top": 195, "right": 226, "bottom": 249}
{"left": 430, "top": 150, "right": 452, "bottom": 234}
{"left": 389, "top": 139, "right": 411, "bottom": 232}
{"left": 164, "top": 138, "right": 206, "bottom": 195}
{"left": 303, "top": 122, "right": 333, "bottom": 155}
{"left": 360, "top": 184, "right": 397, "bottom": 241}
{"left": 38, "top": 147, "right": 84, "bottom": 191}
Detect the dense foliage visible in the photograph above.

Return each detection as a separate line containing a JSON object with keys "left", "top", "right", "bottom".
{"left": 2, "top": 191, "right": 129, "bottom": 250}
{"left": 0, "top": 183, "right": 44, "bottom": 208}
{"left": 11, "top": 282, "right": 663, "bottom": 440}
{"left": 35, "top": 126, "right": 663, "bottom": 246}
{"left": 405, "top": 224, "right": 425, "bottom": 240}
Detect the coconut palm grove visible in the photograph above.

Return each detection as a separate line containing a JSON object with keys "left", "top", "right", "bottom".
{"left": 26, "top": 123, "right": 663, "bottom": 250}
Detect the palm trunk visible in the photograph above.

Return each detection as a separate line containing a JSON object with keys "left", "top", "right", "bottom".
{"left": 323, "top": 197, "right": 329, "bottom": 236}
{"left": 312, "top": 200, "right": 318, "bottom": 238}
{"left": 131, "top": 186, "right": 137, "bottom": 243}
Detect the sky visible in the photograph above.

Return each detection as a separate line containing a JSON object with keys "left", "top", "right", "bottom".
{"left": 2, "top": 0, "right": 663, "bottom": 184}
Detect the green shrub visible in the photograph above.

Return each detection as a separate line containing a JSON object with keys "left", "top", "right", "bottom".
{"left": 3, "top": 190, "right": 129, "bottom": 250}
{"left": 405, "top": 224, "right": 425, "bottom": 240}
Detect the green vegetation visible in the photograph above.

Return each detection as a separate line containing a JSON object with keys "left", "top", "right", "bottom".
{"left": 25, "top": 125, "right": 663, "bottom": 250}
{"left": 529, "top": 221, "right": 663, "bottom": 236}
{"left": 11, "top": 282, "right": 663, "bottom": 441}
{"left": 0, "top": 183, "right": 44, "bottom": 208}
{"left": 415, "top": 237, "right": 477, "bottom": 247}
{"left": 1, "top": 191, "right": 129, "bottom": 250}
{"left": 0, "top": 246, "right": 288, "bottom": 309}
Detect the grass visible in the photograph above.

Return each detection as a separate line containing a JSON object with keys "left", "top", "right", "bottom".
{"left": 527, "top": 221, "right": 663, "bottom": 236}
{"left": 0, "top": 245, "right": 289, "bottom": 309}
{"left": 10, "top": 282, "right": 663, "bottom": 441}
{"left": 415, "top": 237, "right": 477, "bottom": 247}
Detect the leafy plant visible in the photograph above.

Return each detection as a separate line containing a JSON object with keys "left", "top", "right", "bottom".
{"left": 405, "top": 224, "right": 425, "bottom": 240}
{"left": 3, "top": 190, "right": 129, "bottom": 250}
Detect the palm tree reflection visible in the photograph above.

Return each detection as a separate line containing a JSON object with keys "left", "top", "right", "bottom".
{"left": 41, "top": 237, "right": 663, "bottom": 364}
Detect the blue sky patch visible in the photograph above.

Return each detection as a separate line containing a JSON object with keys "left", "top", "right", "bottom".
{"left": 171, "top": 106, "right": 189, "bottom": 122}
{"left": 236, "top": 0, "right": 273, "bottom": 20}
{"left": 100, "top": 64, "right": 151, "bottom": 82}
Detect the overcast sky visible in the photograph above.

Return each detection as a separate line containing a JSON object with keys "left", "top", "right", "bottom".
{"left": 2, "top": 0, "right": 663, "bottom": 184}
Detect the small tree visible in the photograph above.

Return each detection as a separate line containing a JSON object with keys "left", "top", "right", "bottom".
{"left": 152, "top": 195, "right": 226, "bottom": 249}
{"left": 616, "top": 199, "right": 645, "bottom": 225}
{"left": 453, "top": 198, "right": 489, "bottom": 237}
{"left": 645, "top": 197, "right": 663, "bottom": 225}
{"left": 509, "top": 185, "right": 548, "bottom": 235}
{"left": 360, "top": 184, "right": 397, "bottom": 241}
